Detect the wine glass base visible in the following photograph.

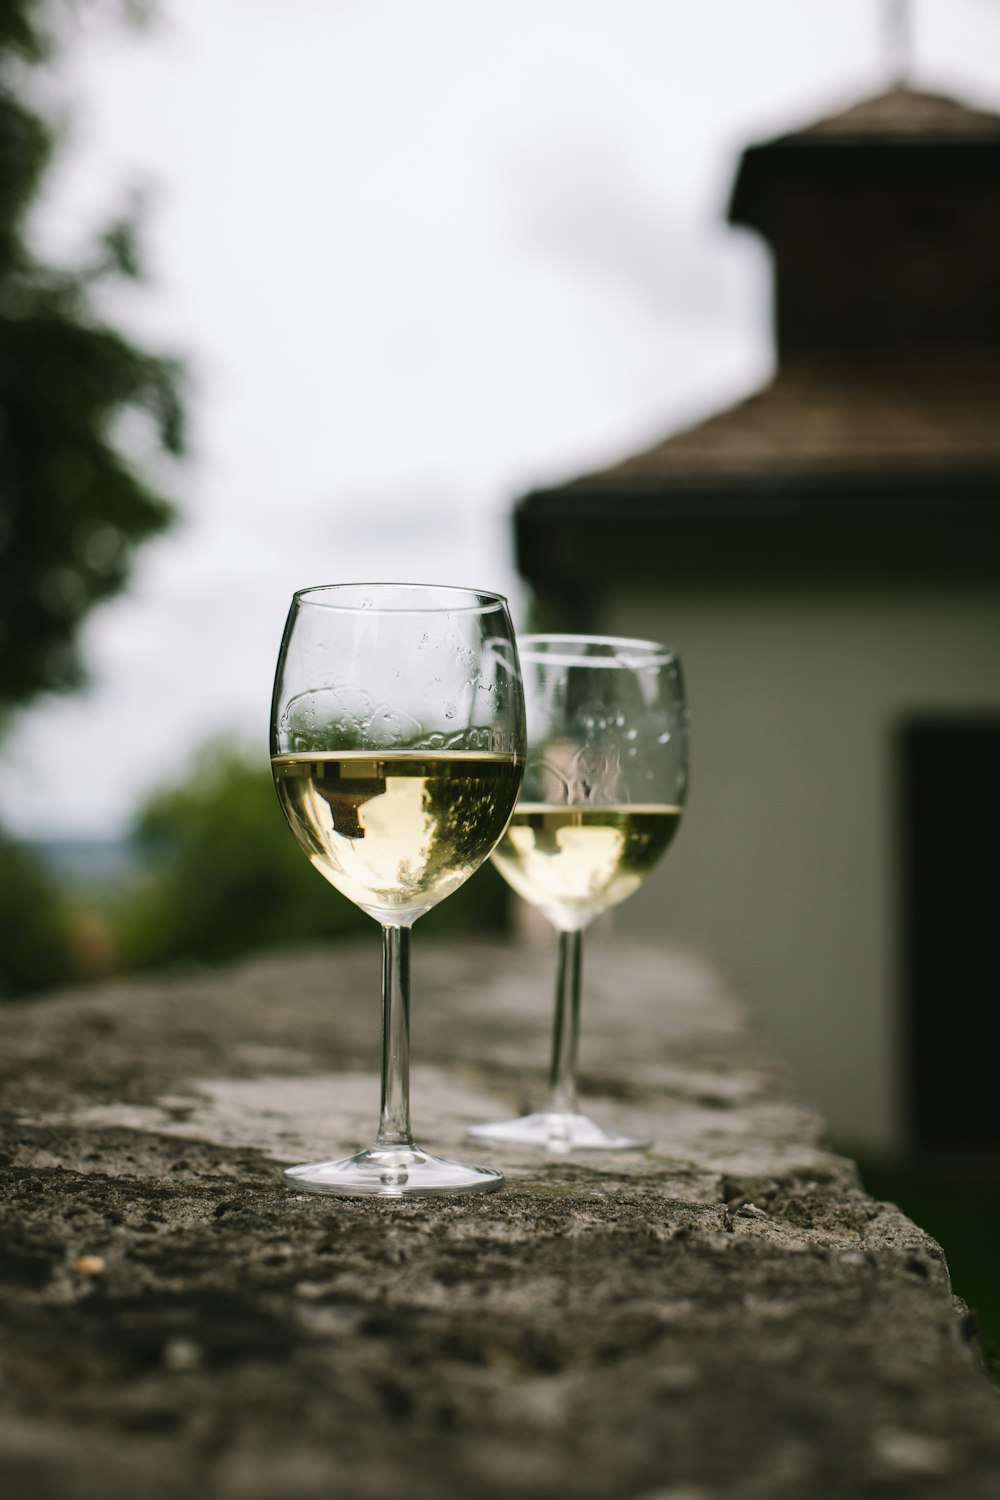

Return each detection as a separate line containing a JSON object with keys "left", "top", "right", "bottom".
{"left": 282, "top": 1143, "right": 504, "bottom": 1198}
{"left": 467, "top": 1110, "right": 652, "bottom": 1154}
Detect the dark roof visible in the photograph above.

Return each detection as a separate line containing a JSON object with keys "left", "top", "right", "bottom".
{"left": 540, "top": 84, "right": 1000, "bottom": 503}
{"left": 789, "top": 85, "right": 1000, "bottom": 142}
{"left": 558, "top": 354, "right": 1000, "bottom": 496}
{"left": 514, "top": 86, "right": 1000, "bottom": 595}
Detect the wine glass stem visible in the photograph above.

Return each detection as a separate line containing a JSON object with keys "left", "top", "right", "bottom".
{"left": 375, "top": 924, "right": 414, "bottom": 1149}
{"left": 545, "top": 928, "right": 582, "bottom": 1115}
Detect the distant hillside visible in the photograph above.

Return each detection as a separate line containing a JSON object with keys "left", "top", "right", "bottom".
{"left": 28, "top": 838, "right": 140, "bottom": 891}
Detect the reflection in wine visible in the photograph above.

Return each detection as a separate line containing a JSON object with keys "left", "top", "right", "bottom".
{"left": 272, "top": 751, "right": 522, "bottom": 923}
{"left": 491, "top": 804, "right": 682, "bottom": 931}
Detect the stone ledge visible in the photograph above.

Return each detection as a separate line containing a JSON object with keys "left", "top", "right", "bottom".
{"left": 1, "top": 938, "right": 998, "bottom": 1499}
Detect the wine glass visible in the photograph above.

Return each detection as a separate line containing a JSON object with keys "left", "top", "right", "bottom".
{"left": 270, "top": 583, "right": 525, "bottom": 1196}
{"left": 467, "top": 634, "right": 688, "bottom": 1152}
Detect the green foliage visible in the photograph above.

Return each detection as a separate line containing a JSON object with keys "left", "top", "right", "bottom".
{"left": 0, "top": 0, "right": 185, "bottom": 724}
{"left": 116, "top": 745, "right": 369, "bottom": 970}
{"left": 115, "top": 743, "right": 513, "bottom": 973}
{"left": 856, "top": 1155, "right": 1000, "bottom": 1386}
{"left": 0, "top": 2, "right": 186, "bottom": 996}
{"left": 0, "top": 829, "right": 80, "bottom": 997}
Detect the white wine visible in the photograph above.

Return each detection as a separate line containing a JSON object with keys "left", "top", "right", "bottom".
{"left": 271, "top": 751, "right": 522, "bottom": 923}
{"left": 490, "top": 804, "right": 681, "bottom": 930}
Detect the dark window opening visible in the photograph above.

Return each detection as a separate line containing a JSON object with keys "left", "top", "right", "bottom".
{"left": 898, "top": 717, "right": 1000, "bottom": 1158}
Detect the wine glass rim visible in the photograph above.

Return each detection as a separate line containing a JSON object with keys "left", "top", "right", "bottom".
{"left": 518, "top": 632, "right": 679, "bottom": 666}
{"left": 292, "top": 582, "right": 510, "bottom": 616}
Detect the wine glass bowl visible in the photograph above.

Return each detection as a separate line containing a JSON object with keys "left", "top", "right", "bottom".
{"left": 271, "top": 583, "right": 525, "bottom": 1196}
{"left": 468, "top": 634, "right": 688, "bottom": 1153}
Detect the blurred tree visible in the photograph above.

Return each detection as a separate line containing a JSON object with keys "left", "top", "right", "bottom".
{"left": 0, "top": 828, "right": 78, "bottom": 996}
{"left": 115, "top": 744, "right": 513, "bottom": 973}
{"left": 0, "top": 0, "right": 184, "bottom": 724}
{"left": 0, "top": 0, "right": 185, "bottom": 997}
{"left": 116, "top": 746, "right": 370, "bottom": 971}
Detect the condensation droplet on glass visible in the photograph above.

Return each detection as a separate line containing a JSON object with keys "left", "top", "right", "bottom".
{"left": 658, "top": 731, "right": 672, "bottom": 744}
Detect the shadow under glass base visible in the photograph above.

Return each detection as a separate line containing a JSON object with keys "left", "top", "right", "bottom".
{"left": 467, "top": 1110, "right": 652, "bottom": 1155}
{"left": 282, "top": 1143, "right": 504, "bottom": 1199}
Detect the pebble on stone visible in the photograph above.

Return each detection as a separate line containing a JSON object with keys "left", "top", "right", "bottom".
{"left": 70, "top": 1254, "right": 106, "bottom": 1277}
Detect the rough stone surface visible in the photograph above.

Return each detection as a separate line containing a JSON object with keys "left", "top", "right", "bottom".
{"left": 1, "top": 937, "right": 998, "bottom": 1499}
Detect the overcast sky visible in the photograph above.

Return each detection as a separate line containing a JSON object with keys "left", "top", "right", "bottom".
{"left": 3, "top": 0, "right": 1000, "bottom": 839}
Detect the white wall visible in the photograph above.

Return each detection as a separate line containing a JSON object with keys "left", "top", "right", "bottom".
{"left": 604, "top": 583, "right": 1000, "bottom": 1153}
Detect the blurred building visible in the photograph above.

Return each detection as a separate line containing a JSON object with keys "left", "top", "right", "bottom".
{"left": 514, "top": 86, "right": 1000, "bottom": 1157}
